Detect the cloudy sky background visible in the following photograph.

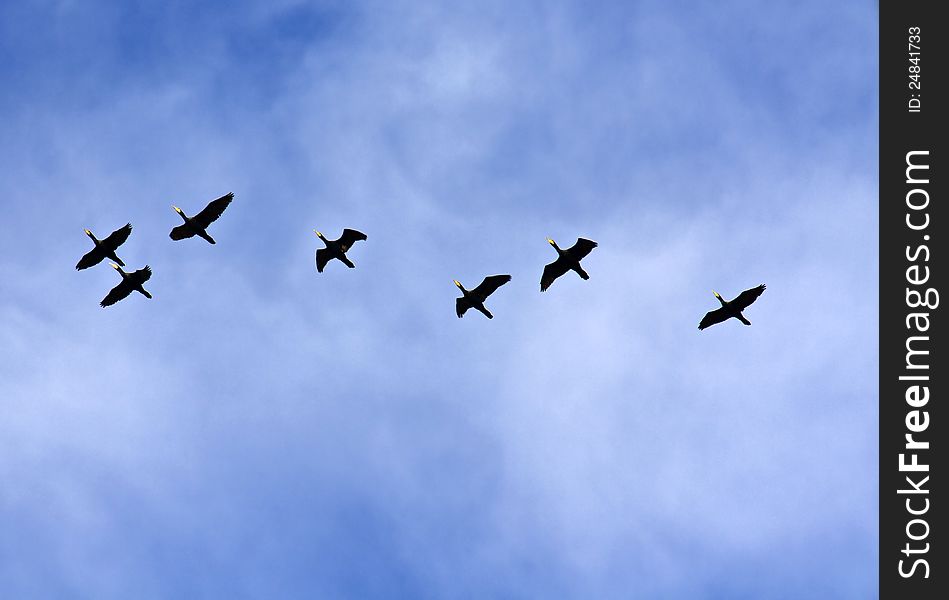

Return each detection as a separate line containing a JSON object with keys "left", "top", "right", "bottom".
{"left": 1, "top": 1, "right": 877, "bottom": 597}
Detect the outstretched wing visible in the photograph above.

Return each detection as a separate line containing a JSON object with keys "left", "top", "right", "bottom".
{"left": 169, "top": 224, "right": 194, "bottom": 240}
{"left": 193, "top": 193, "right": 234, "bottom": 228}
{"left": 455, "top": 297, "right": 470, "bottom": 318}
{"left": 101, "top": 223, "right": 132, "bottom": 251}
{"left": 316, "top": 248, "right": 330, "bottom": 273}
{"left": 698, "top": 307, "right": 729, "bottom": 330}
{"left": 129, "top": 265, "right": 152, "bottom": 285}
{"left": 76, "top": 247, "right": 104, "bottom": 270}
{"left": 731, "top": 284, "right": 766, "bottom": 311}
{"left": 100, "top": 281, "right": 134, "bottom": 307}
{"left": 338, "top": 229, "right": 367, "bottom": 251}
{"left": 566, "top": 238, "right": 597, "bottom": 261}
{"left": 540, "top": 258, "right": 569, "bottom": 292}
{"left": 472, "top": 274, "right": 512, "bottom": 300}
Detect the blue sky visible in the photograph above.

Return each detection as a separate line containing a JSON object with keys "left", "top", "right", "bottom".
{"left": 1, "top": 1, "right": 877, "bottom": 598}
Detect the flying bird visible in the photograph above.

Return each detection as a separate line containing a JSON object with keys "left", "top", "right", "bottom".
{"left": 454, "top": 275, "right": 512, "bottom": 319}
{"left": 698, "top": 284, "right": 766, "bottom": 330}
{"left": 540, "top": 237, "right": 598, "bottom": 292}
{"left": 76, "top": 223, "right": 132, "bottom": 270}
{"left": 314, "top": 228, "right": 367, "bottom": 272}
{"left": 170, "top": 192, "right": 234, "bottom": 244}
{"left": 100, "top": 264, "right": 153, "bottom": 308}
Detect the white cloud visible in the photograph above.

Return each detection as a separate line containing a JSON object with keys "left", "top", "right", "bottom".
{"left": 0, "top": 0, "right": 876, "bottom": 596}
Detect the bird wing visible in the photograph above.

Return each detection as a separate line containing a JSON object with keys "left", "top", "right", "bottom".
{"left": 472, "top": 274, "right": 512, "bottom": 300}
{"left": 101, "top": 223, "right": 132, "bottom": 250}
{"left": 316, "top": 248, "right": 330, "bottom": 273}
{"left": 731, "top": 284, "right": 766, "bottom": 311}
{"left": 76, "top": 247, "right": 104, "bottom": 270}
{"left": 455, "top": 297, "right": 470, "bottom": 318}
{"left": 540, "top": 259, "right": 569, "bottom": 292}
{"left": 169, "top": 224, "right": 194, "bottom": 240}
{"left": 566, "top": 238, "right": 598, "bottom": 261}
{"left": 129, "top": 266, "right": 152, "bottom": 285}
{"left": 100, "top": 280, "right": 134, "bottom": 307}
{"left": 192, "top": 193, "right": 234, "bottom": 228}
{"left": 698, "top": 307, "right": 729, "bottom": 330}
{"left": 338, "top": 229, "right": 367, "bottom": 251}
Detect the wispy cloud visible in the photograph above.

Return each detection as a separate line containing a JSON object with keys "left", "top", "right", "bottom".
{"left": 1, "top": 0, "right": 876, "bottom": 597}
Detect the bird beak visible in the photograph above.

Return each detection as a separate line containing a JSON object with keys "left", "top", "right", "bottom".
{"left": 547, "top": 238, "right": 555, "bottom": 246}
{"left": 110, "top": 263, "right": 120, "bottom": 270}
{"left": 712, "top": 290, "right": 720, "bottom": 298}
{"left": 173, "top": 205, "right": 181, "bottom": 213}
{"left": 83, "top": 229, "right": 91, "bottom": 235}
{"left": 453, "top": 280, "right": 462, "bottom": 288}
{"left": 313, "top": 229, "right": 321, "bottom": 236}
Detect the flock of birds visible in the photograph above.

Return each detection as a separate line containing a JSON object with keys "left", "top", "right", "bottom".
{"left": 76, "top": 193, "right": 766, "bottom": 329}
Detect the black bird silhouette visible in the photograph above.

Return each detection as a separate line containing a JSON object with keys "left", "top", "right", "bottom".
{"left": 100, "top": 264, "right": 153, "bottom": 307}
{"left": 698, "top": 284, "right": 766, "bottom": 330}
{"left": 314, "top": 228, "right": 367, "bottom": 272}
{"left": 540, "top": 237, "right": 598, "bottom": 292}
{"left": 76, "top": 223, "right": 132, "bottom": 270}
{"left": 454, "top": 275, "right": 512, "bottom": 319}
{"left": 170, "top": 192, "right": 233, "bottom": 244}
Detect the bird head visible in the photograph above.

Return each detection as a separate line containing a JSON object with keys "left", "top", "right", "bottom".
{"left": 712, "top": 290, "right": 722, "bottom": 299}
{"left": 173, "top": 206, "right": 183, "bottom": 214}
{"left": 453, "top": 280, "right": 463, "bottom": 289}
{"left": 83, "top": 228, "right": 94, "bottom": 239}
{"left": 546, "top": 237, "right": 556, "bottom": 246}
